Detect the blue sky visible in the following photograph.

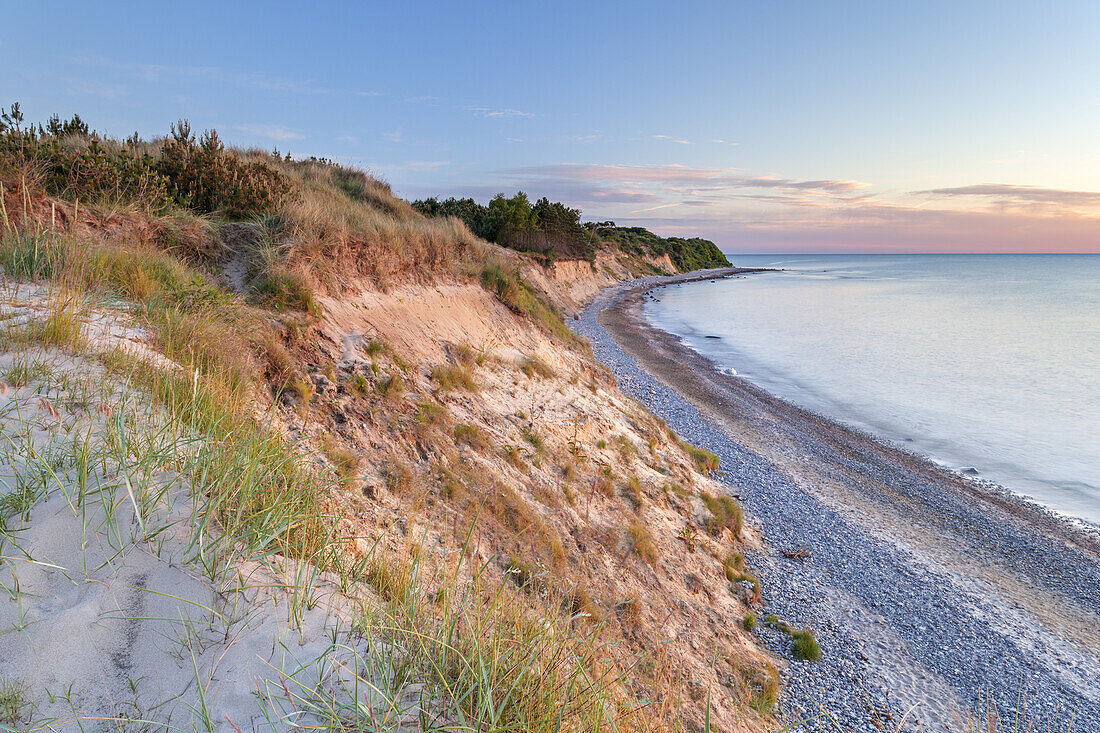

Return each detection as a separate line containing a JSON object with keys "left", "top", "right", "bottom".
{"left": 5, "top": 1, "right": 1100, "bottom": 252}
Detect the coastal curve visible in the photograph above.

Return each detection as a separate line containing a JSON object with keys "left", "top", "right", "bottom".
{"left": 576, "top": 269, "right": 1100, "bottom": 732}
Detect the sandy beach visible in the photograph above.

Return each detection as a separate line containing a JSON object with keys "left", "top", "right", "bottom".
{"left": 577, "top": 269, "right": 1100, "bottom": 731}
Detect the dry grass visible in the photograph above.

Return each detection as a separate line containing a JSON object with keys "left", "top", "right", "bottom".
{"left": 262, "top": 157, "right": 485, "bottom": 292}
{"left": 518, "top": 354, "right": 554, "bottom": 379}
{"left": 430, "top": 363, "right": 478, "bottom": 392}
{"left": 454, "top": 423, "right": 489, "bottom": 452}
{"left": 626, "top": 517, "right": 659, "bottom": 565}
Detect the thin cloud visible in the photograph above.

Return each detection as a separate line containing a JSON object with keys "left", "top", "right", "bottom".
{"left": 652, "top": 134, "right": 693, "bottom": 145}
{"left": 235, "top": 124, "right": 304, "bottom": 141}
{"left": 916, "top": 184, "right": 1100, "bottom": 207}
{"left": 505, "top": 164, "right": 869, "bottom": 194}
{"left": 469, "top": 106, "right": 535, "bottom": 118}
{"left": 631, "top": 202, "right": 681, "bottom": 214}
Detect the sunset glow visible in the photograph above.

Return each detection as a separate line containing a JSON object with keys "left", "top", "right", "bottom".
{"left": 6, "top": 1, "right": 1100, "bottom": 252}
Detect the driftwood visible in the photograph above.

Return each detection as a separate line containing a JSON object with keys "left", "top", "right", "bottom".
{"left": 781, "top": 547, "right": 812, "bottom": 561}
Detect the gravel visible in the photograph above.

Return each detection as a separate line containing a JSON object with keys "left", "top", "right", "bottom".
{"left": 575, "top": 271, "right": 1100, "bottom": 732}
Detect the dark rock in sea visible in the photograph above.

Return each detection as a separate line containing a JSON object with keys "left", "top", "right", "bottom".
{"left": 705, "top": 335, "right": 721, "bottom": 339}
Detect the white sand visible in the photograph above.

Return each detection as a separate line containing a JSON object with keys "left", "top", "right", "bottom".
{"left": 0, "top": 301, "right": 419, "bottom": 731}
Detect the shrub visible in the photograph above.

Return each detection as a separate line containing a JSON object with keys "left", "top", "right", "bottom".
{"left": 566, "top": 586, "right": 603, "bottom": 622}
{"left": 416, "top": 400, "right": 450, "bottom": 427}
{"left": 722, "top": 551, "right": 745, "bottom": 583}
{"left": 480, "top": 264, "right": 586, "bottom": 348}
{"left": 521, "top": 426, "right": 543, "bottom": 451}
{"left": 681, "top": 440, "right": 720, "bottom": 473}
{"left": 381, "top": 457, "right": 414, "bottom": 494}
{"left": 623, "top": 476, "right": 644, "bottom": 509}
{"left": 743, "top": 612, "right": 756, "bottom": 631}
{"left": 506, "top": 557, "right": 544, "bottom": 593}
{"left": 252, "top": 267, "right": 319, "bottom": 315}
{"left": 739, "top": 662, "right": 779, "bottom": 714}
{"left": 320, "top": 436, "right": 360, "bottom": 483}
{"left": 377, "top": 372, "right": 404, "bottom": 397}
{"left": 765, "top": 615, "right": 822, "bottom": 661}
{"left": 0, "top": 106, "right": 288, "bottom": 218}
{"left": 349, "top": 373, "right": 370, "bottom": 396}
{"left": 157, "top": 121, "right": 288, "bottom": 218}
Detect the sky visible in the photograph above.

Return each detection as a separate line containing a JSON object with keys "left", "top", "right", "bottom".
{"left": 4, "top": 0, "right": 1100, "bottom": 253}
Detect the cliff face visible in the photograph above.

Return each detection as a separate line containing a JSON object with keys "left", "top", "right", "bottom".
{"left": 0, "top": 157, "right": 774, "bottom": 731}
{"left": 281, "top": 247, "right": 773, "bottom": 731}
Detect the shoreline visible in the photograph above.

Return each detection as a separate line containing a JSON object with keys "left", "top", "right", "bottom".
{"left": 632, "top": 270, "right": 1100, "bottom": 541}
{"left": 606, "top": 269, "right": 1100, "bottom": 545}
{"left": 576, "top": 269, "right": 1100, "bottom": 731}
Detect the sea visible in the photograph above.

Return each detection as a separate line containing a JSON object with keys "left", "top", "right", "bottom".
{"left": 644, "top": 254, "right": 1100, "bottom": 528}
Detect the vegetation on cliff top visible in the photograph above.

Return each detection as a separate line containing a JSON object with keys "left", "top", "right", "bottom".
{"left": 589, "top": 223, "right": 731, "bottom": 271}
{"left": 413, "top": 192, "right": 597, "bottom": 261}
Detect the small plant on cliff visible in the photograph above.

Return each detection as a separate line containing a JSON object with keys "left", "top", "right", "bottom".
{"left": 518, "top": 354, "right": 554, "bottom": 379}
{"left": 430, "top": 363, "right": 478, "bottom": 392}
{"left": 790, "top": 627, "right": 822, "bottom": 661}
{"left": 626, "top": 517, "right": 659, "bottom": 565}
{"left": 681, "top": 440, "right": 720, "bottom": 473}
{"left": 454, "top": 423, "right": 489, "bottom": 452}
{"left": 702, "top": 493, "right": 743, "bottom": 538}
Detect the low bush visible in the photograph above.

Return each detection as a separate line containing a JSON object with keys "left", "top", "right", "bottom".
{"left": 1, "top": 105, "right": 288, "bottom": 218}
{"left": 480, "top": 264, "right": 586, "bottom": 349}
{"left": 681, "top": 440, "right": 720, "bottom": 473}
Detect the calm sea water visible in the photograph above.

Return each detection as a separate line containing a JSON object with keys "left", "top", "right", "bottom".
{"left": 645, "top": 254, "right": 1100, "bottom": 527}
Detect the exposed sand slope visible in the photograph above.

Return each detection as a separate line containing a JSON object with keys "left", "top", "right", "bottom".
{"left": 294, "top": 273, "right": 776, "bottom": 732}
